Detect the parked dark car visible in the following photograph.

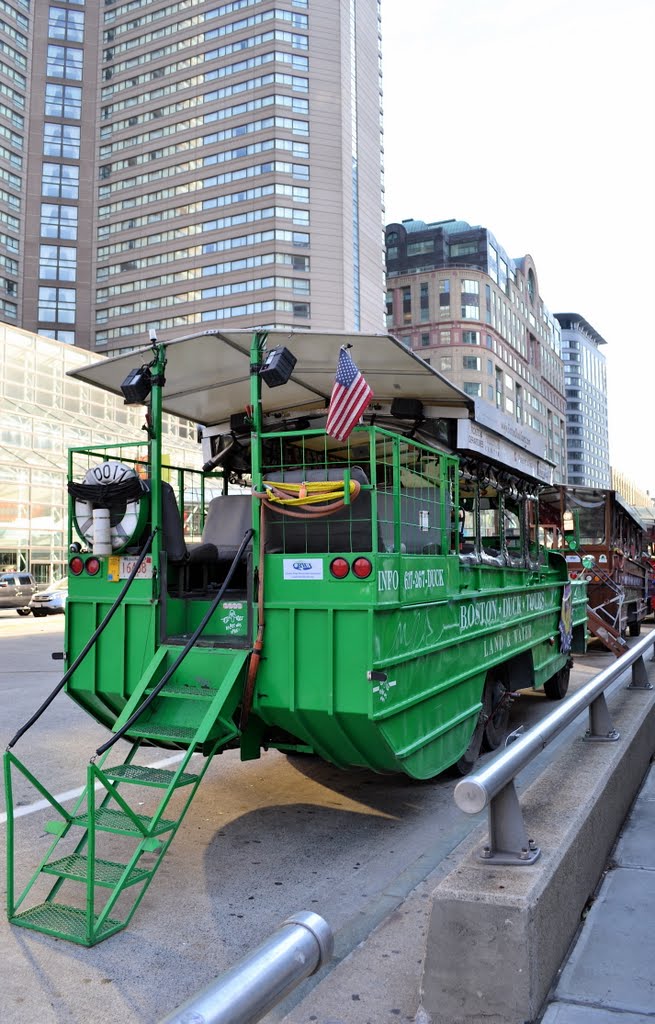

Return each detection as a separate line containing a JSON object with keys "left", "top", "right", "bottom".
{"left": 0, "top": 572, "right": 43, "bottom": 615}
{"left": 29, "top": 577, "right": 68, "bottom": 617}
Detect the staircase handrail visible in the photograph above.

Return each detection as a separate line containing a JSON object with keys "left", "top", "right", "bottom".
{"left": 94, "top": 527, "right": 254, "bottom": 758}
{"left": 5, "top": 529, "right": 157, "bottom": 751}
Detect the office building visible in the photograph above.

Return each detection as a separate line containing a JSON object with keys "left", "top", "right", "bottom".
{"left": 1, "top": 0, "right": 385, "bottom": 353}
{"left": 555, "top": 313, "right": 610, "bottom": 488}
{"left": 0, "top": 322, "right": 205, "bottom": 580}
{"left": 385, "top": 218, "right": 567, "bottom": 479}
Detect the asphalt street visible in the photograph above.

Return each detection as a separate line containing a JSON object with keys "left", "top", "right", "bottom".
{"left": 0, "top": 610, "right": 648, "bottom": 1024}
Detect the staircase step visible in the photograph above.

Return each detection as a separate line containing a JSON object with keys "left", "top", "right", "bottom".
{"left": 72, "top": 806, "right": 176, "bottom": 837}
{"left": 11, "top": 902, "right": 124, "bottom": 946}
{"left": 102, "top": 764, "right": 198, "bottom": 788}
{"left": 41, "top": 854, "right": 151, "bottom": 888}
{"left": 146, "top": 682, "right": 215, "bottom": 699}
{"left": 124, "top": 724, "right": 201, "bottom": 744}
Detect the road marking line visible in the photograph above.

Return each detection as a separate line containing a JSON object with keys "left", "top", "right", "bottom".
{"left": 0, "top": 753, "right": 187, "bottom": 825}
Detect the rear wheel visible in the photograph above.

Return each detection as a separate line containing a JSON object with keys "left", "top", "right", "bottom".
{"left": 16, "top": 608, "right": 31, "bottom": 616}
{"left": 543, "top": 665, "right": 570, "bottom": 700}
{"left": 481, "top": 667, "right": 511, "bottom": 751}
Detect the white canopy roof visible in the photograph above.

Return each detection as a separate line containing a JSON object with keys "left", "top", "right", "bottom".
{"left": 68, "top": 329, "right": 474, "bottom": 427}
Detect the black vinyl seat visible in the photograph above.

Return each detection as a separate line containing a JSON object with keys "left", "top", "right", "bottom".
{"left": 200, "top": 494, "right": 253, "bottom": 562}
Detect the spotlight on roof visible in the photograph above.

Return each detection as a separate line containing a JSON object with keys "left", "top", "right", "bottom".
{"left": 259, "top": 346, "right": 297, "bottom": 388}
{"left": 120, "top": 365, "right": 153, "bottom": 404}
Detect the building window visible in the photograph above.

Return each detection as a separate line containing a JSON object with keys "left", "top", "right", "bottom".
{"left": 463, "top": 356, "right": 480, "bottom": 371}
{"left": 45, "top": 83, "right": 82, "bottom": 119}
{"left": 39, "top": 244, "right": 77, "bottom": 281}
{"left": 402, "top": 286, "right": 411, "bottom": 324}
{"left": 462, "top": 330, "right": 480, "bottom": 345}
{"left": 461, "top": 280, "right": 479, "bottom": 294}
{"left": 38, "top": 285, "right": 76, "bottom": 322}
{"left": 44, "top": 122, "right": 81, "bottom": 158}
{"left": 407, "top": 240, "right": 434, "bottom": 256}
{"left": 49, "top": 7, "right": 84, "bottom": 42}
{"left": 420, "top": 282, "right": 429, "bottom": 322}
{"left": 440, "top": 356, "right": 452, "bottom": 372}
{"left": 450, "top": 242, "right": 477, "bottom": 257}
{"left": 385, "top": 289, "right": 393, "bottom": 326}
{"left": 40, "top": 203, "right": 78, "bottom": 239}
{"left": 463, "top": 382, "right": 481, "bottom": 397}
{"left": 47, "top": 45, "right": 83, "bottom": 80}
{"left": 420, "top": 332, "right": 430, "bottom": 347}
{"left": 461, "top": 304, "right": 479, "bottom": 320}
{"left": 42, "top": 162, "right": 79, "bottom": 199}
{"left": 439, "top": 330, "right": 451, "bottom": 345}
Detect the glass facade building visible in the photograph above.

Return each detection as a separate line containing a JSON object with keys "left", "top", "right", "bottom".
{"left": 0, "top": 322, "right": 201, "bottom": 581}
{"left": 1, "top": 0, "right": 385, "bottom": 353}
{"left": 555, "top": 313, "right": 610, "bottom": 488}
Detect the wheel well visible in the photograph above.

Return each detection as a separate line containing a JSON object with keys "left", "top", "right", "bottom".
{"left": 501, "top": 650, "right": 534, "bottom": 693}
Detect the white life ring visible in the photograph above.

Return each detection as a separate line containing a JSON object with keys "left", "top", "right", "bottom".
{"left": 73, "top": 461, "right": 149, "bottom": 552}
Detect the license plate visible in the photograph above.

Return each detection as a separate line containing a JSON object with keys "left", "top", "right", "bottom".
{"left": 107, "top": 556, "right": 153, "bottom": 581}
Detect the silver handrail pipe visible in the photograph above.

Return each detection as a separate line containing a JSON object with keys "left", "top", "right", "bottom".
{"left": 454, "top": 631, "right": 655, "bottom": 865}
{"left": 160, "top": 911, "right": 333, "bottom": 1024}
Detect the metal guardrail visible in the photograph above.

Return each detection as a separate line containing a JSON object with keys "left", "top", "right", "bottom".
{"left": 160, "top": 911, "right": 333, "bottom": 1024}
{"left": 454, "top": 632, "right": 655, "bottom": 865}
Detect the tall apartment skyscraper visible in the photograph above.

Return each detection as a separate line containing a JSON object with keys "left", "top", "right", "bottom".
{"left": 1, "top": 0, "right": 385, "bottom": 353}
{"left": 555, "top": 313, "right": 610, "bottom": 488}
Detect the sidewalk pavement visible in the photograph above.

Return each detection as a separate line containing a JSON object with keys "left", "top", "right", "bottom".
{"left": 540, "top": 759, "right": 655, "bottom": 1024}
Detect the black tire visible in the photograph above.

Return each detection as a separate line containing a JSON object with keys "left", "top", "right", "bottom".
{"left": 628, "top": 620, "right": 641, "bottom": 637}
{"left": 543, "top": 665, "right": 570, "bottom": 700}
{"left": 16, "top": 608, "right": 31, "bottom": 616}
{"left": 481, "top": 668, "right": 511, "bottom": 751}
{"left": 31, "top": 609, "right": 47, "bottom": 618}
{"left": 452, "top": 714, "right": 486, "bottom": 776}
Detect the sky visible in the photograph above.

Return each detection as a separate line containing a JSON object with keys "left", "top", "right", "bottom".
{"left": 380, "top": 0, "right": 655, "bottom": 497}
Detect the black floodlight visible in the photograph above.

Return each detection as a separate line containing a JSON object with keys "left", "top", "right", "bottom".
{"left": 259, "top": 346, "right": 297, "bottom": 388}
{"left": 390, "top": 397, "right": 424, "bottom": 420}
{"left": 120, "top": 365, "right": 152, "bottom": 404}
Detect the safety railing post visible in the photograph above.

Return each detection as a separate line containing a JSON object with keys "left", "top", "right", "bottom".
{"left": 480, "top": 779, "right": 540, "bottom": 865}
{"left": 629, "top": 655, "right": 653, "bottom": 690}
{"left": 584, "top": 692, "right": 620, "bottom": 741}
{"left": 455, "top": 629, "right": 655, "bottom": 866}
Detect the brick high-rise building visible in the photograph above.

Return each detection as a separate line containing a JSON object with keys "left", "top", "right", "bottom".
{"left": 385, "top": 217, "right": 567, "bottom": 480}
{"left": 1, "top": 0, "right": 385, "bottom": 352}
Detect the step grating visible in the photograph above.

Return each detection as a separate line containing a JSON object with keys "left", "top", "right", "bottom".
{"left": 146, "top": 682, "right": 215, "bottom": 699}
{"left": 124, "top": 725, "right": 201, "bottom": 743}
{"left": 102, "top": 764, "right": 198, "bottom": 788}
{"left": 42, "top": 854, "right": 151, "bottom": 888}
{"left": 11, "top": 902, "right": 123, "bottom": 945}
{"left": 72, "top": 806, "right": 176, "bottom": 837}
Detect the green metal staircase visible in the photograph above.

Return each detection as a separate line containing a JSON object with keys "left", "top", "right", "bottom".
{"left": 4, "top": 647, "right": 248, "bottom": 946}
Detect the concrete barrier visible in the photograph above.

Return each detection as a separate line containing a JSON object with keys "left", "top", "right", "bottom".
{"left": 420, "top": 672, "right": 655, "bottom": 1024}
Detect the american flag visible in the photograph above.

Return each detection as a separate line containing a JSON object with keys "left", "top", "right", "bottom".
{"left": 325, "top": 346, "right": 373, "bottom": 441}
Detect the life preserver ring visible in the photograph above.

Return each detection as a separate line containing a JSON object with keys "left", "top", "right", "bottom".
{"left": 70, "top": 461, "right": 150, "bottom": 552}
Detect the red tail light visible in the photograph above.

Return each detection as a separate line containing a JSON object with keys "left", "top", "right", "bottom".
{"left": 330, "top": 557, "right": 350, "bottom": 579}
{"left": 69, "top": 556, "right": 84, "bottom": 576}
{"left": 86, "top": 558, "right": 101, "bottom": 576}
{"left": 352, "top": 557, "right": 373, "bottom": 579}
